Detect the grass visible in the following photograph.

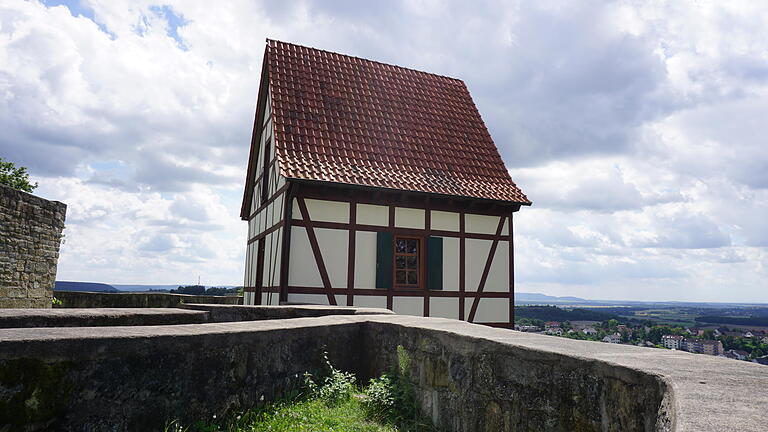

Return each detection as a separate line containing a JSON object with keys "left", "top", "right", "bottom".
{"left": 167, "top": 347, "right": 439, "bottom": 432}
{"left": 233, "top": 397, "right": 398, "bottom": 432}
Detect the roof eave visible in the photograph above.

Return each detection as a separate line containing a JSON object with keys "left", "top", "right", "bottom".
{"left": 286, "top": 177, "right": 532, "bottom": 209}
{"left": 240, "top": 48, "right": 271, "bottom": 221}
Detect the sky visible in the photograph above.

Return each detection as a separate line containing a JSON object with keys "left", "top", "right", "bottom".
{"left": 1, "top": 0, "right": 766, "bottom": 302}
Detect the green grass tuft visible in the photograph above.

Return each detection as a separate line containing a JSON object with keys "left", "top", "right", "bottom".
{"left": 167, "top": 347, "right": 439, "bottom": 432}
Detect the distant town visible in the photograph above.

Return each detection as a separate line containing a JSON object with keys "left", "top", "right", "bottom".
{"left": 514, "top": 304, "right": 768, "bottom": 365}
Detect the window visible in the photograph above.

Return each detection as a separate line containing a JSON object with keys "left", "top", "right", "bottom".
{"left": 394, "top": 237, "right": 421, "bottom": 289}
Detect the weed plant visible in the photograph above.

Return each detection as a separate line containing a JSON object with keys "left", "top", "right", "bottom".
{"left": 165, "top": 346, "right": 439, "bottom": 432}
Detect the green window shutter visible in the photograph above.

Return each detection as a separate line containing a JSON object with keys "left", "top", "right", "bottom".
{"left": 427, "top": 236, "right": 443, "bottom": 290}
{"left": 375, "top": 232, "right": 393, "bottom": 289}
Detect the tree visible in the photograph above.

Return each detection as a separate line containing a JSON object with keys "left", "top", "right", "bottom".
{"left": 0, "top": 158, "right": 37, "bottom": 192}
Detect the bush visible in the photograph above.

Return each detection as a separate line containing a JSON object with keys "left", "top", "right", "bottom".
{"left": 302, "top": 351, "right": 356, "bottom": 404}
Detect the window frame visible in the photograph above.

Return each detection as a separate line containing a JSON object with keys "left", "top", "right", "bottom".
{"left": 392, "top": 236, "right": 425, "bottom": 290}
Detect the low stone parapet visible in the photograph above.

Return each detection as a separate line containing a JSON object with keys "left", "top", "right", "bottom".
{"left": 0, "top": 313, "right": 765, "bottom": 431}
{"left": 53, "top": 290, "right": 242, "bottom": 308}
{"left": 0, "top": 308, "right": 209, "bottom": 328}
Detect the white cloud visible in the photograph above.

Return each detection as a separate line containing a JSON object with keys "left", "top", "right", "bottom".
{"left": 0, "top": 0, "right": 765, "bottom": 301}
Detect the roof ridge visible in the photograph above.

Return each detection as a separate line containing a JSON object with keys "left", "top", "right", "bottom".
{"left": 265, "top": 38, "right": 466, "bottom": 85}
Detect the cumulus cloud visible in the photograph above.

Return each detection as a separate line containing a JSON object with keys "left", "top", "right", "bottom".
{"left": 0, "top": 0, "right": 766, "bottom": 301}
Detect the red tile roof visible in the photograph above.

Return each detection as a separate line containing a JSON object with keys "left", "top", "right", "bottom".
{"left": 243, "top": 39, "right": 530, "bottom": 217}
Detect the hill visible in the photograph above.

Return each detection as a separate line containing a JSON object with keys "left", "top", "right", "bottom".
{"left": 516, "top": 292, "right": 587, "bottom": 303}
{"left": 515, "top": 305, "right": 620, "bottom": 322}
{"left": 111, "top": 284, "right": 181, "bottom": 292}
{"left": 54, "top": 281, "right": 120, "bottom": 292}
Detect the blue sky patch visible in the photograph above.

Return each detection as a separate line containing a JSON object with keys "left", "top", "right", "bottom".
{"left": 149, "top": 5, "right": 190, "bottom": 50}
{"left": 43, "top": 0, "right": 115, "bottom": 39}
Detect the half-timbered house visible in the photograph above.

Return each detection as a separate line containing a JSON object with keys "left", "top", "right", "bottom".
{"left": 241, "top": 40, "right": 531, "bottom": 327}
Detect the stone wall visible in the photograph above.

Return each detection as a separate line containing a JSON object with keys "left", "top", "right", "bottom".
{"left": 0, "top": 313, "right": 766, "bottom": 431}
{"left": 364, "top": 320, "right": 672, "bottom": 431}
{"left": 0, "top": 185, "right": 66, "bottom": 308}
{"left": 54, "top": 290, "right": 242, "bottom": 308}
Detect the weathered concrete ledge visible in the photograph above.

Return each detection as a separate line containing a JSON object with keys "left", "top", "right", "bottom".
{"left": 0, "top": 305, "right": 393, "bottom": 328}
{"left": 54, "top": 290, "right": 242, "bottom": 308}
{"left": 0, "top": 315, "right": 765, "bottom": 431}
{"left": 180, "top": 303, "right": 395, "bottom": 322}
{"left": 0, "top": 308, "right": 209, "bottom": 328}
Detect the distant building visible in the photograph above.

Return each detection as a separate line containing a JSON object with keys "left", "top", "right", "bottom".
{"left": 743, "top": 331, "right": 754, "bottom": 338}
{"left": 761, "top": 336, "right": 768, "bottom": 345}
{"left": 582, "top": 327, "right": 597, "bottom": 336}
{"left": 682, "top": 338, "right": 724, "bottom": 356}
{"left": 724, "top": 350, "right": 750, "bottom": 361}
{"left": 602, "top": 334, "right": 621, "bottom": 344}
{"left": 545, "top": 328, "right": 563, "bottom": 336}
{"left": 544, "top": 321, "right": 560, "bottom": 329}
{"left": 662, "top": 335, "right": 684, "bottom": 350}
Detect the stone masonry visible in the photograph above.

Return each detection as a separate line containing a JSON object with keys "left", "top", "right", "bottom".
{"left": 0, "top": 184, "right": 66, "bottom": 308}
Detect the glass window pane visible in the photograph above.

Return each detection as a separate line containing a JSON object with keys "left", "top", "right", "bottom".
{"left": 396, "top": 256, "right": 406, "bottom": 269}
{"left": 407, "top": 271, "right": 418, "bottom": 285}
{"left": 395, "top": 240, "right": 407, "bottom": 253}
{"left": 406, "top": 256, "right": 417, "bottom": 269}
{"left": 407, "top": 239, "right": 418, "bottom": 253}
{"left": 396, "top": 271, "right": 407, "bottom": 284}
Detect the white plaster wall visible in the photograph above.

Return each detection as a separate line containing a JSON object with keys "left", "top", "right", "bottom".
{"left": 265, "top": 232, "right": 282, "bottom": 288}
{"left": 271, "top": 193, "right": 284, "bottom": 226}
{"left": 288, "top": 293, "right": 329, "bottom": 305}
{"left": 244, "top": 243, "right": 253, "bottom": 288}
{"left": 353, "top": 295, "right": 387, "bottom": 309}
{"left": 393, "top": 297, "right": 423, "bottom": 316}
{"left": 334, "top": 295, "right": 346, "bottom": 306}
{"left": 431, "top": 210, "right": 460, "bottom": 232}
{"left": 442, "top": 237, "right": 460, "bottom": 291}
{"left": 430, "top": 298, "right": 459, "bottom": 319}
{"left": 259, "top": 203, "right": 269, "bottom": 235}
{"left": 292, "top": 198, "right": 302, "bottom": 220}
{"left": 465, "top": 239, "right": 492, "bottom": 292}
{"left": 485, "top": 240, "right": 509, "bottom": 292}
{"left": 395, "top": 207, "right": 425, "bottom": 229}
{"left": 262, "top": 231, "right": 274, "bottom": 287}
{"left": 264, "top": 292, "right": 279, "bottom": 305}
{"left": 250, "top": 187, "right": 258, "bottom": 215}
{"left": 357, "top": 204, "right": 388, "bottom": 226}
{"left": 315, "top": 228, "right": 348, "bottom": 287}
{"left": 466, "top": 214, "right": 501, "bottom": 235}
{"left": 354, "top": 231, "right": 377, "bottom": 289}
{"left": 288, "top": 293, "right": 345, "bottom": 306}
{"left": 466, "top": 298, "right": 509, "bottom": 323}
{"left": 288, "top": 227, "right": 323, "bottom": 287}
{"left": 502, "top": 217, "right": 509, "bottom": 236}
{"left": 306, "top": 199, "right": 350, "bottom": 223}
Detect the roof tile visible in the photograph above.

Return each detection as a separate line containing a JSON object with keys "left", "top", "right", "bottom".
{"left": 266, "top": 39, "right": 530, "bottom": 204}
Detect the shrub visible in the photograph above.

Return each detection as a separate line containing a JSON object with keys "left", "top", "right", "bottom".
{"left": 302, "top": 351, "right": 356, "bottom": 404}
